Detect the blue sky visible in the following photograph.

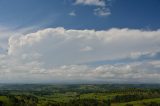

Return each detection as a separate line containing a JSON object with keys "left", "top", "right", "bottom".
{"left": 0, "top": 0, "right": 160, "bottom": 30}
{"left": 0, "top": 0, "right": 160, "bottom": 83}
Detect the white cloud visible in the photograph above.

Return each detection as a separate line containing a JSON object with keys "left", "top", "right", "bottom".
{"left": 8, "top": 28, "right": 160, "bottom": 64}
{"left": 69, "top": 11, "right": 76, "bottom": 16}
{"left": 1, "top": 27, "right": 160, "bottom": 83}
{"left": 128, "top": 51, "right": 155, "bottom": 59}
{"left": 0, "top": 26, "right": 41, "bottom": 53}
{"left": 149, "top": 60, "right": 160, "bottom": 68}
{"left": 94, "top": 7, "right": 111, "bottom": 16}
{"left": 75, "top": 0, "right": 106, "bottom": 6}
{"left": 74, "top": 0, "right": 111, "bottom": 16}
{"left": 1, "top": 60, "right": 160, "bottom": 83}
{"left": 80, "top": 46, "right": 93, "bottom": 51}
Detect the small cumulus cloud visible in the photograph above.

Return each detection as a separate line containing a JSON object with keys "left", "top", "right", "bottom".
{"left": 74, "top": 0, "right": 111, "bottom": 16}
{"left": 80, "top": 46, "right": 93, "bottom": 52}
{"left": 69, "top": 11, "right": 76, "bottom": 16}
{"left": 75, "top": 0, "right": 106, "bottom": 7}
{"left": 94, "top": 7, "right": 111, "bottom": 16}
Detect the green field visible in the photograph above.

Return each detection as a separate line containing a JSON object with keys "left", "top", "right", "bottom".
{"left": 112, "top": 98, "right": 160, "bottom": 106}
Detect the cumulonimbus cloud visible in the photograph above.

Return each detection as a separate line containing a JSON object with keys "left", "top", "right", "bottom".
{"left": 0, "top": 27, "right": 160, "bottom": 83}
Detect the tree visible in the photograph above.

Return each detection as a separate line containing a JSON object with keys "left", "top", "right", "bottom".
{"left": 0, "top": 101, "right": 4, "bottom": 106}
{"left": 106, "top": 99, "right": 111, "bottom": 106}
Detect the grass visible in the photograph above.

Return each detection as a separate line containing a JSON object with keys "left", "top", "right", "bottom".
{"left": 112, "top": 98, "right": 160, "bottom": 106}
{"left": 0, "top": 96, "right": 12, "bottom": 106}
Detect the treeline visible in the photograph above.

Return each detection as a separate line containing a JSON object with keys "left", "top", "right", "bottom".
{"left": 1, "top": 94, "right": 160, "bottom": 106}
{"left": 5, "top": 95, "right": 38, "bottom": 106}
{"left": 42, "top": 99, "right": 111, "bottom": 106}
{"left": 111, "top": 92, "right": 160, "bottom": 103}
{"left": 143, "top": 102, "right": 160, "bottom": 106}
{"left": 125, "top": 102, "right": 160, "bottom": 106}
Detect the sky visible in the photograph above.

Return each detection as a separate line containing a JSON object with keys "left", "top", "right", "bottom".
{"left": 0, "top": 0, "right": 160, "bottom": 83}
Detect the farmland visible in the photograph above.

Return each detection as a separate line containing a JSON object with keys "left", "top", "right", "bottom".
{"left": 0, "top": 84, "right": 160, "bottom": 106}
